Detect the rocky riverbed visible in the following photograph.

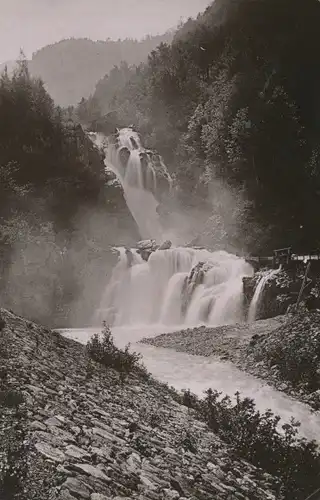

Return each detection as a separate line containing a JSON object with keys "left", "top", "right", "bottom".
{"left": 0, "top": 308, "right": 278, "bottom": 500}
{"left": 141, "top": 312, "right": 320, "bottom": 412}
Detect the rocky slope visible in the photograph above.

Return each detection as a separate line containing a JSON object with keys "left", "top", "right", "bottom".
{"left": 0, "top": 309, "right": 277, "bottom": 500}
{"left": 141, "top": 313, "right": 320, "bottom": 411}
{"left": 141, "top": 317, "right": 286, "bottom": 363}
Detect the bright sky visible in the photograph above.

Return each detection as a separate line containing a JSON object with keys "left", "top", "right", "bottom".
{"left": 0, "top": 0, "right": 212, "bottom": 63}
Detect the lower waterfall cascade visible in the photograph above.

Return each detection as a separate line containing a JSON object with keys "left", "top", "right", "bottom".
{"left": 94, "top": 246, "right": 254, "bottom": 327}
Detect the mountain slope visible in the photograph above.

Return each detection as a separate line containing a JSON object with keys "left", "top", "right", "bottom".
{"left": 28, "top": 34, "right": 174, "bottom": 107}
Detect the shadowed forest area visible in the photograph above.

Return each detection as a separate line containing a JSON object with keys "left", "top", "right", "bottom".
{"left": 77, "top": 0, "right": 320, "bottom": 254}
{"left": 0, "top": 57, "right": 137, "bottom": 327}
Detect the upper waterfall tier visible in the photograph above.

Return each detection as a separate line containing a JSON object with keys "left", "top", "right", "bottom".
{"left": 88, "top": 127, "right": 173, "bottom": 242}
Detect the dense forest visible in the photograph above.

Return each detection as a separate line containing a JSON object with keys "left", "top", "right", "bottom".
{"left": 0, "top": 57, "right": 137, "bottom": 327}
{"left": 28, "top": 34, "right": 174, "bottom": 107}
{"left": 79, "top": 0, "right": 320, "bottom": 254}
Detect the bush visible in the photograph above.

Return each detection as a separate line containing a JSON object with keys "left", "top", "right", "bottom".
{"left": 181, "top": 388, "right": 320, "bottom": 500}
{"left": 86, "top": 322, "right": 149, "bottom": 379}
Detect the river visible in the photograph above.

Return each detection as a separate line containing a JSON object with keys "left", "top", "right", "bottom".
{"left": 60, "top": 324, "right": 320, "bottom": 443}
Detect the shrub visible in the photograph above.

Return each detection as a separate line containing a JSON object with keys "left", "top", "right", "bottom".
{"left": 86, "top": 322, "right": 149, "bottom": 379}
{"left": 182, "top": 388, "right": 320, "bottom": 500}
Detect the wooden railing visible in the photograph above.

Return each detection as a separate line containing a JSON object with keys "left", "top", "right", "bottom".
{"left": 245, "top": 248, "right": 320, "bottom": 270}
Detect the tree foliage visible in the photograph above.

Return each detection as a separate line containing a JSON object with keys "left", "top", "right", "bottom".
{"left": 84, "top": 0, "right": 320, "bottom": 253}
{"left": 0, "top": 55, "right": 124, "bottom": 326}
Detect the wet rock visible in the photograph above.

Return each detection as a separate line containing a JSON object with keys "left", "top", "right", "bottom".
{"left": 181, "top": 261, "right": 214, "bottom": 318}
{"left": 118, "top": 146, "right": 131, "bottom": 168}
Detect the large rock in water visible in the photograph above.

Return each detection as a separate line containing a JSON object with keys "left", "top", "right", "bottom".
{"left": 136, "top": 239, "right": 172, "bottom": 261}
{"left": 118, "top": 146, "right": 131, "bottom": 168}
{"left": 181, "top": 261, "right": 215, "bottom": 319}
{"left": 136, "top": 239, "right": 159, "bottom": 261}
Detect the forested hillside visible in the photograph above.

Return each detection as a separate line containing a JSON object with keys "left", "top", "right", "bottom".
{"left": 28, "top": 33, "right": 174, "bottom": 106}
{"left": 83, "top": 0, "right": 320, "bottom": 254}
{"left": 0, "top": 58, "right": 137, "bottom": 327}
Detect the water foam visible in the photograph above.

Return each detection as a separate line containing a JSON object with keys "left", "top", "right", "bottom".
{"left": 95, "top": 246, "right": 253, "bottom": 328}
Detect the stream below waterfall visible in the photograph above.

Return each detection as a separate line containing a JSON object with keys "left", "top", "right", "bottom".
{"left": 60, "top": 325, "right": 320, "bottom": 443}
{"left": 80, "top": 127, "right": 320, "bottom": 444}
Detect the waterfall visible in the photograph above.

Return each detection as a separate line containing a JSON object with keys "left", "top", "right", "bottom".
{"left": 89, "top": 127, "right": 172, "bottom": 242}
{"left": 94, "top": 246, "right": 253, "bottom": 328}
{"left": 89, "top": 126, "right": 254, "bottom": 328}
{"left": 248, "top": 267, "right": 281, "bottom": 323}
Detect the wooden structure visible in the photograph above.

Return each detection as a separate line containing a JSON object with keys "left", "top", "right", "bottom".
{"left": 245, "top": 248, "right": 320, "bottom": 271}
{"left": 273, "top": 247, "right": 292, "bottom": 267}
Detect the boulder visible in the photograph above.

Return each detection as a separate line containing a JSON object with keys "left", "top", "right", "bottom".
{"left": 136, "top": 239, "right": 159, "bottom": 261}
{"left": 158, "top": 240, "right": 172, "bottom": 251}
{"left": 181, "top": 261, "right": 214, "bottom": 318}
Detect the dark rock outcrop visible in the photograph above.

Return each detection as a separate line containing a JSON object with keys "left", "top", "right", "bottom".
{"left": 181, "top": 262, "right": 214, "bottom": 319}
{"left": 118, "top": 147, "right": 131, "bottom": 169}
{"left": 243, "top": 266, "right": 320, "bottom": 321}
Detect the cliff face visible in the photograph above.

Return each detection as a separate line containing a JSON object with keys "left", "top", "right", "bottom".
{"left": 0, "top": 309, "right": 277, "bottom": 499}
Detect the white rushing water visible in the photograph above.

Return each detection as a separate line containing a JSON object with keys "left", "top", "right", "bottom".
{"left": 248, "top": 267, "right": 281, "bottom": 322}
{"left": 60, "top": 325, "right": 320, "bottom": 443}
{"left": 95, "top": 246, "right": 253, "bottom": 328}
{"left": 90, "top": 128, "right": 169, "bottom": 242}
